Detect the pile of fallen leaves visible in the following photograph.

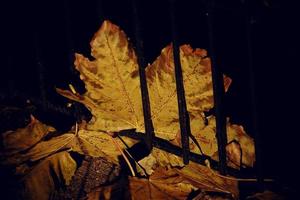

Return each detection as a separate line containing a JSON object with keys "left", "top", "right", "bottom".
{"left": 0, "top": 20, "right": 256, "bottom": 200}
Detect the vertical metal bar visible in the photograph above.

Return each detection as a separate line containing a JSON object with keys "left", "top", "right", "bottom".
{"left": 131, "top": 0, "right": 154, "bottom": 151}
{"left": 206, "top": 0, "right": 228, "bottom": 175}
{"left": 243, "top": 0, "right": 264, "bottom": 190}
{"left": 169, "top": 0, "right": 190, "bottom": 165}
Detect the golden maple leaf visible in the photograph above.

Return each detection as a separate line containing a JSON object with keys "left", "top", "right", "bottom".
{"left": 145, "top": 44, "right": 254, "bottom": 167}
{"left": 57, "top": 20, "right": 144, "bottom": 133}
{"left": 146, "top": 44, "right": 231, "bottom": 140}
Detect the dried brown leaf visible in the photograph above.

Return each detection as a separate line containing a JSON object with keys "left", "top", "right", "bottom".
{"left": 3, "top": 128, "right": 137, "bottom": 166}
{"left": 21, "top": 151, "right": 76, "bottom": 200}
{"left": 129, "top": 167, "right": 195, "bottom": 200}
{"left": 175, "top": 162, "right": 239, "bottom": 199}
{"left": 1, "top": 115, "right": 55, "bottom": 155}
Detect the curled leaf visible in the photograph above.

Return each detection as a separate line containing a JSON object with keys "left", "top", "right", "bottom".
{"left": 175, "top": 162, "right": 239, "bottom": 199}
{"left": 175, "top": 116, "right": 255, "bottom": 167}
{"left": 1, "top": 115, "right": 55, "bottom": 155}
{"left": 129, "top": 167, "right": 195, "bottom": 200}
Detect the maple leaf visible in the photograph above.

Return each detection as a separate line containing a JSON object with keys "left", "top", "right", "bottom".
{"left": 145, "top": 45, "right": 254, "bottom": 167}
{"left": 2, "top": 127, "right": 137, "bottom": 166}
{"left": 187, "top": 116, "right": 255, "bottom": 167}
{"left": 146, "top": 44, "right": 231, "bottom": 140}
{"left": 57, "top": 20, "right": 144, "bottom": 133}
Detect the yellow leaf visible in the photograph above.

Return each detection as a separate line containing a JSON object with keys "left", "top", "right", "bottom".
{"left": 175, "top": 162, "right": 239, "bottom": 199}
{"left": 2, "top": 133, "right": 74, "bottom": 165}
{"left": 70, "top": 129, "right": 138, "bottom": 162}
{"left": 3, "top": 129, "right": 137, "bottom": 165}
{"left": 146, "top": 44, "right": 231, "bottom": 140}
{"left": 188, "top": 116, "right": 255, "bottom": 167}
{"left": 21, "top": 151, "right": 76, "bottom": 200}
{"left": 57, "top": 20, "right": 144, "bottom": 133}
{"left": 145, "top": 44, "right": 254, "bottom": 167}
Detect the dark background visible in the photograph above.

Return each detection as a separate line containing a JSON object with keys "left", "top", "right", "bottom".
{"left": 0, "top": 0, "right": 299, "bottom": 195}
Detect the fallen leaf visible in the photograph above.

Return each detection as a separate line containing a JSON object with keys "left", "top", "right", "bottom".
{"left": 3, "top": 128, "right": 137, "bottom": 165}
{"left": 129, "top": 167, "right": 195, "bottom": 200}
{"left": 1, "top": 115, "right": 55, "bottom": 155}
{"left": 21, "top": 151, "right": 76, "bottom": 200}
{"left": 146, "top": 44, "right": 231, "bottom": 140}
{"left": 175, "top": 162, "right": 239, "bottom": 199}
{"left": 192, "top": 116, "right": 255, "bottom": 167}
{"left": 57, "top": 20, "right": 144, "bottom": 133}
{"left": 225, "top": 140, "right": 243, "bottom": 169}
{"left": 70, "top": 129, "right": 138, "bottom": 162}
{"left": 137, "top": 150, "right": 238, "bottom": 198}
{"left": 1, "top": 133, "right": 74, "bottom": 165}
{"left": 87, "top": 163, "right": 238, "bottom": 200}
